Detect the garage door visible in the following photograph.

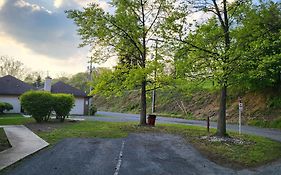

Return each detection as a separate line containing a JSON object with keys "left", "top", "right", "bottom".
{"left": 70, "top": 98, "right": 84, "bottom": 115}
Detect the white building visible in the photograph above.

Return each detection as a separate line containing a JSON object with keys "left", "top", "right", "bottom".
{"left": 0, "top": 75, "right": 90, "bottom": 115}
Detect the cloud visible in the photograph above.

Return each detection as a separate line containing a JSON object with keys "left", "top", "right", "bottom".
{"left": 0, "top": 0, "right": 4, "bottom": 9}
{"left": 0, "top": 31, "right": 88, "bottom": 77}
{"left": 53, "top": 0, "right": 110, "bottom": 11}
{"left": 54, "top": 0, "right": 63, "bottom": 8}
{"left": 0, "top": 0, "right": 84, "bottom": 59}
{"left": 15, "top": 0, "right": 52, "bottom": 13}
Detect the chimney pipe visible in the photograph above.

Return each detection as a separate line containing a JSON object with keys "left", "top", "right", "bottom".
{"left": 44, "top": 76, "right": 52, "bottom": 92}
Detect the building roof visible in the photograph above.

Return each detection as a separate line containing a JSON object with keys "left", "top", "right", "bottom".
{"left": 51, "top": 81, "right": 88, "bottom": 97}
{"left": 0, "top": 75, "right": 35, "bottom": 95}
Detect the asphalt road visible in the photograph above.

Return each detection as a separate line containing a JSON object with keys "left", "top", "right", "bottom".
{"left": 74, "top": 111, "right": 281, "bottom": 142}
{"left": 3, "top": 133, "right": 281, "bottom": 175}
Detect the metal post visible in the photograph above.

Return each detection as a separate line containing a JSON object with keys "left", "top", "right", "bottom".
{"left": 151, "top": 40, "right": 158, "bottom": 114}
{"left": 239, "top": 109, "right": 241, "bottom": 134}
{"left": 88, "top": 56, "right": 94, "bottom": 115}
{"left": 238, "top": 97, "right": 243, "bottom": 135}
{"left": 152, "top": 90, "right": 156, "bottom": 113}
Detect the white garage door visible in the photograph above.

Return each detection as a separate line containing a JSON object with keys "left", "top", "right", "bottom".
{"left": 70, "top": 98, "right": 84, "bottom": 115}
{"left": 0, "top": 95, "right": 21, "bottom": 113}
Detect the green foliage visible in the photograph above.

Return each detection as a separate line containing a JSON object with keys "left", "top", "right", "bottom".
{"left": 66, "top": 0, "right": 175, "bottom": 125}
{"left": 249, "top": 118, "right": 281, "bottom": 129}
{"left": 53, "top": 94, "right": 75, "bottom": 122}
{"left": 90, "top": 104, "right": 97, "bottom": 116}
{"left": 0, "top": 102, "right": 13, "bottom": 114}
{"left": 268, "top": 96, "right": 281, "bottom": 109}
{"left": 20, "top": 91, "right": 53, "bottom": 123}
{"left": 232, "top": 1, "right": 281, "bottom": 90}
{"left": 20, "top": 91, "right": 76, "bottom": 123}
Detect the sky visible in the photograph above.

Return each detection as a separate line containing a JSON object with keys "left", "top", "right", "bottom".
{"left": 0, "top": 0, "right": 114, "bottom": 77}
{"left": 0, "top": 0, "right": 278, "bottom": 77}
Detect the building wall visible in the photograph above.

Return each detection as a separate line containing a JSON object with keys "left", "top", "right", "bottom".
{"left": 0, "top": 95, "right": 21, "bottom": 113}
{"left": 84, "top": 98, "right": 89, "bottom": 115}
{"left": 70, "top": 97, "right": 85, "bottom": 115}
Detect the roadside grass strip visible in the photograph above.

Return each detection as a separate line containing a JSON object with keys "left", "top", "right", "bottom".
{"left": 36, "top": 121, "right": 281, "bottom": 169}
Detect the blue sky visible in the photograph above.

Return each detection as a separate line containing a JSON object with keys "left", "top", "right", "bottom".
{"left": 0, "top": 0, "right": 112, "bottom": 77}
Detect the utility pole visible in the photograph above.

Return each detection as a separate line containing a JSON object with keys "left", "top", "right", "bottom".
{"left": 88, "top": 56, "right": 94, "bottom": 115}
{"left": 88, "top": 56, "right": 94, "bottom": 93}
{"left": 151, "top": 40, "right": 158, "bottom": 114}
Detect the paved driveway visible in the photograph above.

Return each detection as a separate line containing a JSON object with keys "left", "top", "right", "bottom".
{"left": 72, "top": 111, "right": 281, "bottom": 142}
{"left": 2, "top": 133, "right": 281, "bottom": 175}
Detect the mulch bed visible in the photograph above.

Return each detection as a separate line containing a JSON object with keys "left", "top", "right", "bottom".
{"left": 25, "top": 119, "right": 79, "bottom": 133}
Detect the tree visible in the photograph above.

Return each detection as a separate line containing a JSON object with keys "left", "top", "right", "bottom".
{"left": 68, "top": 72, "right": 89, "bottom": 93}
{"left": 0, "top": 56, "right": 25, "bottom": 79}
{"left": 232, "top": 1, "right": 281, "bottom": 91}
{"left": 66, "top": 0, "right": 174, "bottom": 125}
{"left": 24, "top": 71, "right": 44, "bottom": 86}
{"left": 167, "top": 0, "right": 253, "bottom": 136}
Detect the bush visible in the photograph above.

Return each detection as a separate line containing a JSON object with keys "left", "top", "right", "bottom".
{"left": 20, "top": 91, "right": 53, "bottom": 123}
{"left": 268, "top": 97, "right": 281, "bottom": 109}
{"left": 90, "top": 104, "right": 97, "bottom": 115}
{"left": 53, "top": 94, "right": 75, "bottom": 122}
{"left": 0, "top": 102, "right": 13, "bottom": 114}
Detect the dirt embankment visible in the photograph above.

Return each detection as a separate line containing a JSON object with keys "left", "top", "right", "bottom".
{"left": 94, "top": 89, "right": 280, "bottom": 124}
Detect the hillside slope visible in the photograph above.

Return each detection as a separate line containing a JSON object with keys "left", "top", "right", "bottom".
{"left": 94, "top": 89, "right": 281, "bottom": 128}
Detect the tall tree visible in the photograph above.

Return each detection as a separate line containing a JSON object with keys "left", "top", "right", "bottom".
{"left": 232, "top": 1, "right": 281, "bottom": 91}
{"left": 0, "top": 56, "right": 25, "bottom": 79}
{"left": 66, "top": 0, "right": 174, "bottom": 125}
{"left": 167, "top": 0, "right": 251, "bottom": 136}
{"left": 68, "top": 72, "right": 89, "bottom": 93}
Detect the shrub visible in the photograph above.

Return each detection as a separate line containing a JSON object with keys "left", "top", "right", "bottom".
{"left": 20, "top": 91, "right": 53, "bottom": 123}
{"left": 53, "top": 94, "right": 75, "bottom": 122}
{"left": 268, "top": 97, "right": 281, "bottom": 109}
{"left": 90, "top": 104, "right": 97, "bottom": 115}
{"left": 0, "top": 102, "right": 13, "bottom": 114}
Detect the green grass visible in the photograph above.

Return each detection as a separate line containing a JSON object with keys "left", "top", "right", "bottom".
{"left": 0, "top": 128, "right": 11, "bottom": 152}
{"left": 35, "top": 121, "right": 281, "bottom": 168}
{"left": 37, "top": 121, "right": 129, "bottom": 145}
{"left": 248, "top": 118, "right": 281, "bottom": 129}
{"left": 0, "top": 114, "right": 35, "bottom": 125}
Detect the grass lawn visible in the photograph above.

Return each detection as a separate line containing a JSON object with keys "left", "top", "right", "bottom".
{"left": 1, "top": 114, "right": 281, "bottom": 169}
{"left": 0, "top": 114, "right": 34, "bottom": 125}
{"left": 0, "top": 128, "right": 11, "bottom": 152}
{"left": 35, "top": 121, "right": 281, "bottom": 169}
{"left": 248, "top": 118, "right": 281, "bottom": 130}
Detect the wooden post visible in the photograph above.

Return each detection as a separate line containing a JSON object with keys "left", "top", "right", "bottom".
{"left": 207, "top": 116, "right": 210, "bottom": 133}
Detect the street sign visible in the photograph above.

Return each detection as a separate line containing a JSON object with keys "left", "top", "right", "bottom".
{"left": 239, "top": 102, "right": 243, "bottom": 111}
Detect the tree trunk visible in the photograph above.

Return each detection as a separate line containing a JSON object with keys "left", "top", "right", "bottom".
{"left": 139, "top": 0, "right": 147, "bottom": 126}
{"left": 216, "top": 85, "right": 227, "bottom": 137}
{"left": 140, "top": 80, "right": 147, "bottom": 125}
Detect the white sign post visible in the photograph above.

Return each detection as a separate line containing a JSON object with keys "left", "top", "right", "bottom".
{"left": 238, "top": 98, "right": 243, "bottom": 135}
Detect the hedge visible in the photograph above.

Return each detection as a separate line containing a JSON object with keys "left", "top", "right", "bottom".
{"left": 20, "top": 91, "right": 53, "bottom": 122}
{"left": 20, "top": 91, "right": 75, "bottom": 123}
{"left": 53, "top": 94, "right": 75, "bottom": 122}
{"left": 0, "top": 102, "right": 13, "bottom": 114}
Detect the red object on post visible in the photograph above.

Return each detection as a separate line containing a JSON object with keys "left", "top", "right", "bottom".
{"left": 147, "top": 114, "right": 156, "bottom": 126}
